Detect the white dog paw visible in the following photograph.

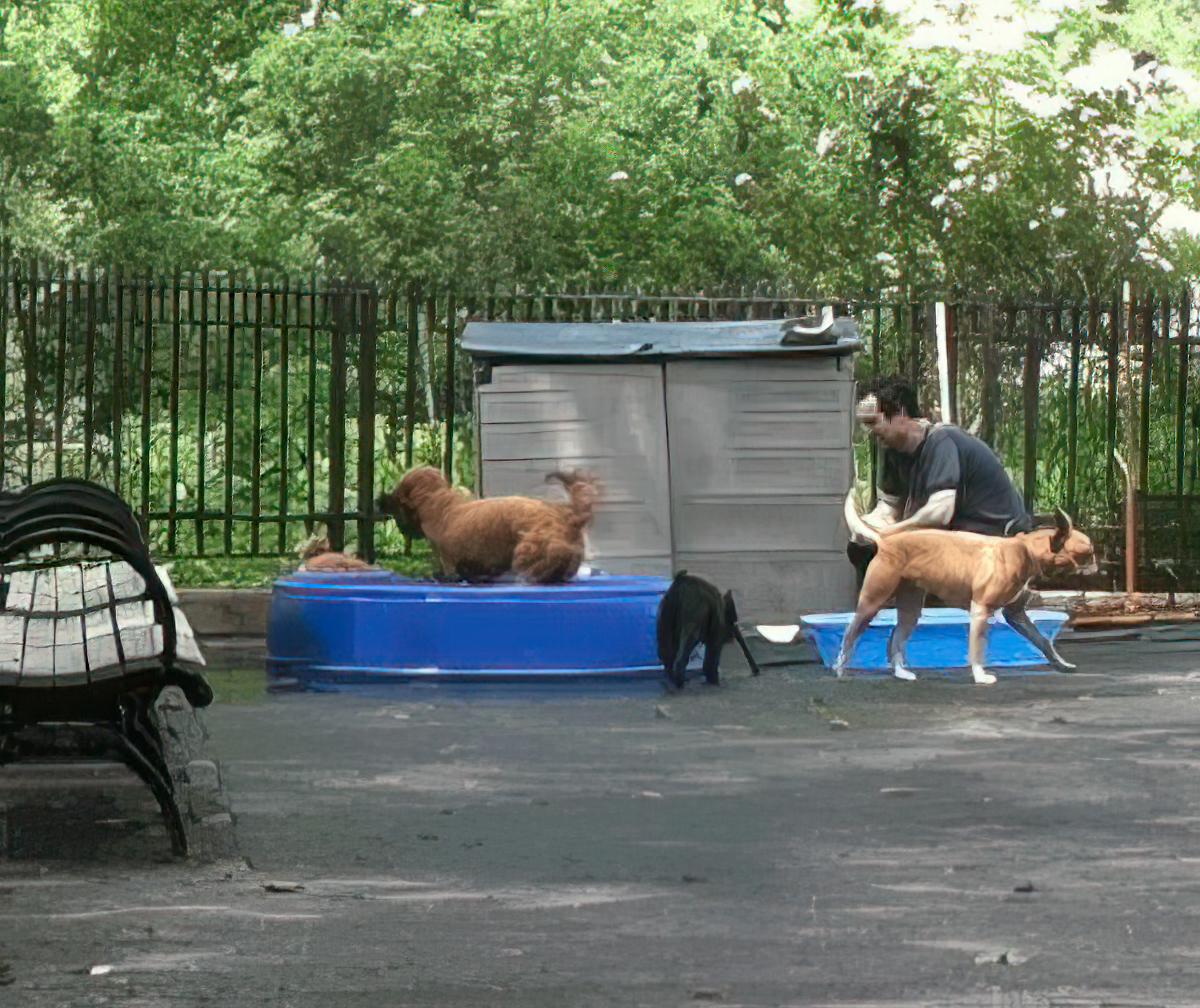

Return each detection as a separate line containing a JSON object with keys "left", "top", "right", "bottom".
{"left": 893, "top": 666, "right": 917, "bottom": 681}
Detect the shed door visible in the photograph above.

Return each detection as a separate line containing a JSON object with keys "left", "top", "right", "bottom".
{"left": 477, "top": 364, "right": 672, "bottom": 575}
{"left": 665, "top": 357, "right": 856, "bottom": 620}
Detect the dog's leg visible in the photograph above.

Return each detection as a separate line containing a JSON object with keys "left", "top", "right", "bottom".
{"left": 428, "top": 545, "right": 453, "bottom": 582}
{"left": 669, "top": 626, "right": 703, "bottom": 689}
{"left": 837, "top": 557, "right": 903, "bottom": 679}
{"left": 968, "top": 600, "right": 997, "bottom": 685}
{"left": 1002, "top": 597, "right": 1076, "bottom": 671}
{"left": 730, "top": 624, "right": 760, "bottom": 676}
{"left": 701, "top": 635, "right": 721, "bottom": 686}
{"left": 833, "top": 603, "right": 885, "bottom": 679}
{"left": 887, "top": 581, "right": 925, "bottom": 682}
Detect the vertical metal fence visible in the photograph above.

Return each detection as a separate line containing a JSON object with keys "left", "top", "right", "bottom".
{"left": 2, "top": 260, "right": 1198, "bottom": 587}
{"left": 0, "top": 264, "right": 473, "bottom": 562}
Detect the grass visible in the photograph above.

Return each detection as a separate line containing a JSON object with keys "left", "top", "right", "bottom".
{"left": 204, "top": 668, "right": 271, "bottom": 704}
{"left": 164, "top": 541, "right": 438, "bottom": 588}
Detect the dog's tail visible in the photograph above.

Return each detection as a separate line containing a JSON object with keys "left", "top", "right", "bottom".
{"left": 844, "top": 490, "right": 880, "bottom": 544}
{"left": 546, "top": 470, "right": 600, "bottom": 530}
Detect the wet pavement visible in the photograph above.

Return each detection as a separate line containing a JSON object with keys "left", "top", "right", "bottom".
{"left": 5, "top": 634, "right": 1200, "bottom": 1006}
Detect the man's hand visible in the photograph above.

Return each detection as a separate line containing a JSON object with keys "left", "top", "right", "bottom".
{"left": 851, "top": 498, "right": 898, "bottom": 545}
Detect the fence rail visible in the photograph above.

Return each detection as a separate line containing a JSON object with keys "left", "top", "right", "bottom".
{"left": 2, "top": 259, "right": 1197, "bottom": 587}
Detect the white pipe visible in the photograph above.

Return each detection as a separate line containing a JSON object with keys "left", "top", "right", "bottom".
{"left": 934, "top": 301, "right": 952, "bottom": 424}
{"left": 1114, "top": 450, "right": 1136, "bottom": 595}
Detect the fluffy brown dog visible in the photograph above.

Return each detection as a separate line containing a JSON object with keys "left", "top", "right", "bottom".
{"left": 375, "top": 467, "right": 599, "bottom": 583}
{"left": 837, "top": 492, "right": 1096, "bottom": 684}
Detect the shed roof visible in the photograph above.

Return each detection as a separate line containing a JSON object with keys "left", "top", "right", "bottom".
{"left": 461, "top": 318, "right": 861, "bottom": 362}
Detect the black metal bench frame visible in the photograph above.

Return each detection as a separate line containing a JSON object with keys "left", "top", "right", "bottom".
{"left": 0, "top": 478, "right": 213, "bottom": 856}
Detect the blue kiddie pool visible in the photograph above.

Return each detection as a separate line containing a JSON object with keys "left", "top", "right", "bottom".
{"left": 266, "top": 570, "right": 671, "bottom": 687}
{"left": 801, "top": 608, "right": 1070, "bottom": 675}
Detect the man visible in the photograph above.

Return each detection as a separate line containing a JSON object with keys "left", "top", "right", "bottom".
{"left": 848, "top": 375, "right": 1031, "bottom": 585}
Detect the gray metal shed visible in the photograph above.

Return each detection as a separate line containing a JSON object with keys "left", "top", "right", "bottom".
{"left": 461, "top": 318, "right": 861, "bottom": 621}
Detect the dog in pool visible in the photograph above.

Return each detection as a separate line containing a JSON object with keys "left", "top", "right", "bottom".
{"left": 375, "top": 467, "right": 600, "bottom": 584}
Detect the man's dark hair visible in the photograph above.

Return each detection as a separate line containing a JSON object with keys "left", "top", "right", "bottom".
{"left": 857, "top": 375, "right": 923, "bottom": 419}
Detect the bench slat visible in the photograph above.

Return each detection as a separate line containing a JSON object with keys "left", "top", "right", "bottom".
{"left": 2, "top": 560, "right": 206, "bottom": 687}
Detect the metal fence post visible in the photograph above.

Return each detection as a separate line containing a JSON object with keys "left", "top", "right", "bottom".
{"left": 54, "top": 263, "right": 67, "bottom": 480}
{"left": 251, "top": 278, "right": 264, "bottom": 555}
{"left": 328, "top": 288, "right": 348, "bottom": 551}
{"left": 168, "top": 268, "right": 181, "bottom": 553}
{"left": 1022, "top": 308, "right": 1041, "bottom": 512}
{"left": 404, "top": 279, "right": 419, "bottom": 471}
{"left": 1067, "top": 306, "right": 1081, "bottom": 518}
{"left": 113, "top": 266, "right": 123, "bottom": 497}
{"left": 140, "top": 276, "right": 154, "bottom": 534}
{"left": 444, "top": 290, "right": 456, "bottom": 480}
{"left": 358, "top": 288, "right": 378, "bottom": 561}
{"left": 1178, "top": 290, "right": 1192, "bottom": 500}
{"left": 278, "top": 276, "right": 291, "bottom": 554}
{"left": 196, "top": 271, "right": 209, "bottom": 554}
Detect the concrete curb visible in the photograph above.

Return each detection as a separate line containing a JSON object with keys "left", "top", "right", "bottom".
{"left": 177, "top": 589, "right": 271, "bottom": 636}
{"left": 177, "top": 589, "right": 270, "bottom": 670}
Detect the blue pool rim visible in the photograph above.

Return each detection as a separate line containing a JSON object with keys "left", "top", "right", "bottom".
{"left": 265, "top": 570, "right": 671, "bottom": 686}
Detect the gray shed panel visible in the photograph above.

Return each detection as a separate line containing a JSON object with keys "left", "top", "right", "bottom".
{"left": 664, "top": 358, "right": 856, "bottom": 618}
{"left": 672, "top": 549, "right": 854, "bottom": 623}
{"left": 476, "top": 364, "right": 672, "bottom": 574}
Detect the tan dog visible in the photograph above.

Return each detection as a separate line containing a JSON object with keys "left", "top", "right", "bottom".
{"left": 297, "top": 537, "right": 376, "bottom": 572}
{"left": 375, "top": 467, "right": 599, "bottom": 584}
{"left": 836, "top": 492, "right": 1096, "bottom": 684}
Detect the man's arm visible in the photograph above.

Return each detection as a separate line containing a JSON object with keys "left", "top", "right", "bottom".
{"left": 876, "top": 489, "right": 956, "bottom": 536}
{"left": 861, "top": 492, "right": 901, "bottom": 530}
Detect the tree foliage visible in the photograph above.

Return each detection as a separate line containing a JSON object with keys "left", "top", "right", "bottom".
{"left": 4, "top": 0, "right": 1200, "bottom": 295}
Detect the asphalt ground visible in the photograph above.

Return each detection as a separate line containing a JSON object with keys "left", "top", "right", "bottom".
{"left": 5, "top": 631, "right": 1200, "bottom": 1007}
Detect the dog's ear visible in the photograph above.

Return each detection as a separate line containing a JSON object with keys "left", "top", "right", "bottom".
{"left": 1049, "top": 507, "right": 1073, "bottom": 553}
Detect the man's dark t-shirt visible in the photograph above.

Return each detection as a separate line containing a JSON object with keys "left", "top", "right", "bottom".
{"left": 879, "top": 424, "right": 1031, "bottom": 536}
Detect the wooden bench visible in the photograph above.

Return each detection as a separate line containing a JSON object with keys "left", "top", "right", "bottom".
{"left": 0, "top": 479, "right": 212, "bottom": 856}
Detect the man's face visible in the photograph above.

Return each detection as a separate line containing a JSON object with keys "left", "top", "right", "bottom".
{"left": 856, "top": 395, "right": 911, "bottom": 450}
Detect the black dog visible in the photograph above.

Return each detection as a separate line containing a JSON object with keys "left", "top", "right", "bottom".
{"left": 656, "top": 571, "right": 760, "bottom": 688}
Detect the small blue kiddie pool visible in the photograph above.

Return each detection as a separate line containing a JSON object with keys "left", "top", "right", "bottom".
{"left": 801, "top": 608, "right": 1069, "bottom": 676}
{"left": 266, "top": 570, "right": 670, "bottom": 688}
